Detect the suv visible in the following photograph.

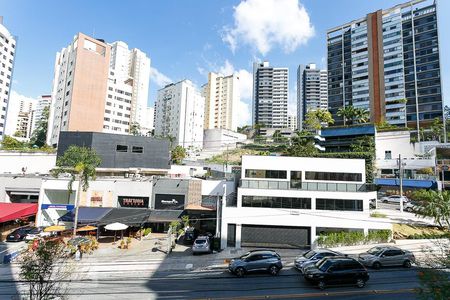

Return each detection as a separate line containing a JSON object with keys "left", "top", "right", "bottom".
{"left": 303, "top": 256, "right": 369, "bottom": 290}
{"left": 358, "top": 246, "right": 415, "bottom": 269}
{"left": 380, "top": 195, "right": 409, "bottom": 204}
{"left": 6, "top": 227, "right": 34, "bottom": 242}
{"left": 294, "top": 249, "right": 342, "bottom": 272}
{"left": 228, "top": 250, "right": 283, "bottom": 277}
{"left": 192, "top": 236, "right": 211, "bottom": 254}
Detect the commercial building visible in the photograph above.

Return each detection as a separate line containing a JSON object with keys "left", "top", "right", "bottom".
{"left": 154, "top": 80, "right": 205, "bottom": 149}
{"left": 47, "top": 33, "right": 151, "bottom": 146}
{"left": 327, "top": 0, "right": 443, "bottom": 135}
{"left": 202, "top": 72, "right": 240, "bottom": 132}
{"left": 0, "top": 17, "right": 16, "bottom": 140}
{"left": 252, "top": 61, "right": 288, "bottom": 128}
{"left": 4, "top": 92, "right": 36, "bottom": 140}
{"left": 220, "top": 155, "right": 389, "bottom": 249}
{"left": 297, "top": 64, "right": 328, "bottom": 130}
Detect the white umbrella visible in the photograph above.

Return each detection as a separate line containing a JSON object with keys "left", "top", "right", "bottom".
{"left": 104, "top": 222, "right": 128, "bottom": 244}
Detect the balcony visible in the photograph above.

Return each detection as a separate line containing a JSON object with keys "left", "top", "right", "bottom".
{"left": 240, "top": 179, "right": 375, "bottom": 193}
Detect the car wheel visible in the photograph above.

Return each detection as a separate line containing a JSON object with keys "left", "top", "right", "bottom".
{"left": 268, "top": 265, "right": 279, "bottom": 276}
{"left": 403, "top": 260, "right": 412, "bottom": 268}
{"left": 382, "top": 200, "right": 388, "bottom": 203}
{"left": 235, "top": 267, "right": 245, "bottom": 277}
{"left": 356, "top": 278, "right": 366, "bottom": 288}
{"left": 318, "top": 280, "right": 326, "bottom": 290}
{"left": 372, "top": 262, "right": 381, "bottom": 270}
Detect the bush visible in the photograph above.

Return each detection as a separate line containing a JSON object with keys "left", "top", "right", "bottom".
{"left": 370, "top": 212, "right": 387, "bottom": 218}
{"left": 317, "top": 230, "right": 391, "bottom": 247}
{"left": 407, "top": 232, "right": 450, "bottom": 239}
{"left": 142, "top": 228, "right": 152, "bottom": 236}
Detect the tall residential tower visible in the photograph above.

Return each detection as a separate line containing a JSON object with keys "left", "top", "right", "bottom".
{"left": 252, "top": 61, "right": 288, "bottom": 128}
{"left": 327, "top": 0, "right": 443, "bottom": 137}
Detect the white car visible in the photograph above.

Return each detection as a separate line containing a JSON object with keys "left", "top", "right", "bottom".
{"left": 24, "top": 227, "right": 52, "bottom": 241}
{"left": 192, "top": 236, "right": 211, "bottom": 254}
{"left": 380, "top": 195, "right": 410, "bottom": 204}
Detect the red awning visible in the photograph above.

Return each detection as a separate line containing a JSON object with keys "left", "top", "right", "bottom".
{"left": 0, "top": 203, "right": 38, "bottom": 223}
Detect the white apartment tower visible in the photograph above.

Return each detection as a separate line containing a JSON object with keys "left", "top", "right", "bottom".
{"left": 297, "top": 64, "right": 328, "bottom": 130}
{"left": 154, "top": 80, "right": 205, "bottom": 149}
{"left": 253, "top": 61, "right": 288, "bottom": 128}
{"left": 287, "top": 114, "right": 298, "bottom": 131}
{"left": 47, "top": 33, "right": 151, "bottom": 146}
{"left": 4, "top": 92, "right": 36, "bottom": 140}
{"left": 0, "top": 17, "right": 17, "bottom": 140}
{"left": 31, "top": 95, "right": 51, "bottom": 135}
{"left": 202, "top": 72, "right": 240, "bottom": 132}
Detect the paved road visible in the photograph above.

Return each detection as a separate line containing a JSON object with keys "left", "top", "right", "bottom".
{"left": 1, "top": 257, "right": 421, "bottom": 300}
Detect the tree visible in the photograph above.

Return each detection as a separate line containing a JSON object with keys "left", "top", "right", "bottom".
{"left": 411, "top": 190, "right": 450, "bottom": 229}
{"left": 430, "top": 118, "right": 443, "bottom": 142}
{"left": 0, "top": 135, "right": 27, "bottom": 150}
{"left": 350, "top": 136, "right": 375, "bottom": 153}
{"left": 304, "top": 109, "right": 334, "bottom": 131}
{"left": 129, "top": 122, "right": 141, "bottom": 136}
{"left": 272, "top": 130, "right": 287, "bottom": 143}
{"left": 353, "top": 108, "right": 370, "bottom": 124}
{"left": 376, "top": 121, "right": 397, "bottom": 131}
{"left": 30, "top": 106, "right": 50, "bottom": 148}
{"left": 19, "top": 240, "right": 73, "bottom": 300}
{"left": 337, "top": 106, "right": 356, "bottom": 126}
{"left": 285, "top": 131, "right": 318, "bottom": 157}
{"left": 52, "top": 146, "right": 101, "bottom": 235}
{"left": 171, "top": 145, "right": 186, "bottom": 164}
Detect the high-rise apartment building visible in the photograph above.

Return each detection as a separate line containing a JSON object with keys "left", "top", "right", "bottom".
{"left": 202, "top": 72, "right": 240, "bottom": 132}
{"left": 327, "top": 0, "right": 443, "bottom": 136}
{"left": 287, "top": 114, "right": 298, "bottom": 131}
{"left": 4, "top": 92, "right": 36, "bottom": 140}
{"left": 297, "top": 64, "right": 328, "bottom": 130}
{"left": 154, "top": 80, "right": 205, "bottom": 149}
{"left": 141, "top": 106, "right": 154, "bottom": 136}
{"left": 252, "top": 61, "right": 288, "bottom": 128}
{"left": 31, "top": 95, "right": 51, "bottom": 135}
{"left": 47, "top": 33, "right": 151, "bottom": 146}
{"left": 0, "top": 17, "right": 16, "bottom": 140}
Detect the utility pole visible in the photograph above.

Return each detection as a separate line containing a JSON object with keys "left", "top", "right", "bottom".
{"left": 73, "top": 175, "right": 82, "bottom": 236}
{"left": 398, "top": 154, "right": 404, "bottom": 213}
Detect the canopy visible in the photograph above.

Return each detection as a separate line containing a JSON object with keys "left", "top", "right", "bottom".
{"left": 105, "top": 222, "right": 128, "bottom": 231}
{"left": 0, "top": 203, "right": 38, "bottom": 223}
{"left": 44, "top": 225, "right": 67, "bottom": 232}
{"left": 59, "top": 207, "right": 112, "bottom": 224}
{"left": 147, "top": 210, "right": 182, "bottom": 223}
{"left": 98, "top": 208, "right": 151, "bottom": 226}
{"left": 375, "top": 178, "right": 438, "bottom": 189}
{"left": 76, "top": 225, "right": 97, "bottom": 232}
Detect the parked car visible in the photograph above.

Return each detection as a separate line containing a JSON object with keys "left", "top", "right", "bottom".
{"left": 380, "top": 195, "right": 410, "bottom": 204}
{"left": 192, "top": 236, "right": 211, "bottom": 254}
{"left": 183, "top": 227, "right": 198, "bottom": 245}
{"left": 404, "top": 201, "right": 420, "bottom": 213}
{"left": 294, "top": 249, "right": 342, "bottom": 272}
{"left": 303, "top": 256, "right": 369, "bottom": 290}
{"left": 228, "top": 250, "right": 283, "bottom": 277}
{"left": 6, "top": 226, "right": 34, "bottom": 242}
{"left": 358, "top": 246, "right": 415, "bottom": 269}
{"left": 24, "top": 227, "right": 52, "bottom": 241}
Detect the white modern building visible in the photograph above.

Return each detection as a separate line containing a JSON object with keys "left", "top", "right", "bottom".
{"left": 4, "top": 92, "right": 36, "bottom": 140}
{"left": 47, "top": 33, "right": 151, "bottom": 146}
{"left": 202, "top": 72, "right": 240, "bottom": 132}
{"left": 154, "top": 80, "right": 205, "bottom": 149}
{"left": 0, "top": 17, "right": 16, "bottom": 140}
{"left": 253, "top": 61, "right": 288, "bottom": 128}
{"left": 220, "top": 155, "right": 390, "bottom": 249}
{"left": 203, "top": 128, "right": 247, "bottom": 151}
{"left": 141, "top": 106, "right": 154, "bottom": 136}
{"left": 287, "top": 115, "right": 298, "bottom": 131}
{"left": 30, "top": 95, "right": 51, "bottom": 135}
{"left": 297, "top": 63, "right": 328, "bottom": 130}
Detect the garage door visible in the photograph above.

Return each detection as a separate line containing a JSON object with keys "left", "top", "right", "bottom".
{"left": 241, "top": 225, "right": 310, "bottom": 248}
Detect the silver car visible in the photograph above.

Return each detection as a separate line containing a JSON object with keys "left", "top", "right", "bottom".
{"left": 192, "top": 236, "right": 211, "bottom": 254}
{"left": 358, "top": 246, "right": 415, "bottom": 269}
{"left": 380, "top": 195, "right": 409, "bottom": 204}
{"left": 294, "top": 249, "right": 342, "bottom": 272}
{"left": 228, "top": 250, "right": 283, "bottom": 277}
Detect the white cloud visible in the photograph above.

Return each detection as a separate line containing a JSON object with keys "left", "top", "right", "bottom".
{"left": 223, "top": 0, "right": 314, "bottom": 55}
{"left": 149, "top": 67, "right": 172, "bottom": 88}
{"left": 288, "top": 88, "right": 297, "bottom": 116}
{"left": 237, "top": 99, "right": 251, "bottom": 126}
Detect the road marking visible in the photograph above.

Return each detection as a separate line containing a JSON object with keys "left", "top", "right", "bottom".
{"left": 198, "top": 288, "right": 417, "bottom": 300}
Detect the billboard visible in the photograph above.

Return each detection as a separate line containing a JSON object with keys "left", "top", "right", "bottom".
{"left": 154, "top": 194, "right": 185, "bottom": 210}
{"left": 117, "top": 196, "right": 150, "bottom": 208}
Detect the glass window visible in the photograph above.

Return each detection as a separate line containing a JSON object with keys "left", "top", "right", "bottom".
{"left": 316, "top": 198, "right": 363, "bottom": 211}
{"left": 116, "top": 145, "right": 128, "bottom": 152}
{"left": 245, "top": 169, "right": 287, "bottom": 179}
{"left": 132, "top": 146, "right": 143, "bottom": 153}
{"left": 242, "top": 196, "right": 311, "bottom": 209}
{"left": 385, "top": 151, "right": 392, "bottom": 159}
{"left": 305, "top": 171, "right": 362, "bottom": 182}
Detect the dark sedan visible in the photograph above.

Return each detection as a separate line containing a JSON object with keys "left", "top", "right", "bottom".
{"left": 6, "top": 227, "right": 34, "bottom": 242}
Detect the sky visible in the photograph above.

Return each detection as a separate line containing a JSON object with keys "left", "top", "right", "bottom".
{"left": 1, "top": 0, "right": 449, "bottom": 126}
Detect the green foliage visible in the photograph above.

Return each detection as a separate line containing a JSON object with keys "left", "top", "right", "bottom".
{"left": 407, "top": 232, "right": 450, "bottom": 239}
{"left": 411, "top": 190, "right": 450, "bottom": 229}
{"left": 418, "top": 269, "right": 450, "bottom": 300}
{"left": 370, "top": 212, "right": 387, "bottom": 218}
{"left": 350, "top": 136, "right": 375, "bottom": 153}
{"left": 416, "top": 167, "right": 434, "bottom": 175}
{"left": 430, "top": 117, "right": 444, "bottom": 142}
{"left": 181, "top": 215, "right": 190, "bottom": 228}
{"left": 129, "top": 122, "right": 141, "bottom": 136}
{"left": 317, "top": 230, "right": 391, "bottom": 247}
{"left": 284, "top": 131, "right": 318, "bottom": 157}
{"left": 30, "top": 106, "right": 50, "bottom": 148}
{"left": 171, "top": 145, "right": 186, "bottom": 164}
{"left": 142, "top": 228, "right": 152, "bottom": 236}
{"left": 1, "top": 135, "right": 27, "bottom": 149}
{"left": 52, "top": 146, "right": 101, "bottom": 194}
{"left": 337, "top": 106, "right": 368, "bottom": 125}
{"left": 169, "top": 220, "right": 181, "bottom": 233}
{"left": 304, "top": 109, "right": 334, "bottom": 131}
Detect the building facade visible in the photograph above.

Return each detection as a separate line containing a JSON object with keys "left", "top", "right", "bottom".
{"left": 297, "top": 64, "right": 328, "bottom": 130}
{"left": 202, "top": 72, "right": 240, "bottom": 132}
{"left": 327, "top": 0, "right": 443, "bottom": 134}
{"left": 47, "top": 33, "right": 151, "bottom": 146}
{"left": 287, "top": 114, "right": 298, "bottom": 131}
{"left": 154, "top": 80, "right": 205, "bottom": 149}
{"left": 0, "top": 17, "right": 16, "bottom": 140}
{"left": 220, "top": 155, "right": 389, "bottom": 249}
{"left": 4, "top": 92, "right": 36, "bottom": 140}
{"left": 252, "top": 61, "right": 288, "bottom": 128}
{"left": 30, "top": 95, "right": 51, "bottom": 136}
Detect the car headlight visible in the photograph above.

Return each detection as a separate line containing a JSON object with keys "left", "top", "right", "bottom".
{"left": 307, "top": 274, "right": 313, "bottom": 278}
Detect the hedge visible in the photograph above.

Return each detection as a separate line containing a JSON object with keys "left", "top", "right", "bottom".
{"left": 316, "top": 230, "right": 391, "bottom": 247}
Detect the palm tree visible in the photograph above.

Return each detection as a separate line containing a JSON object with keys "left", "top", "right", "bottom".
{"left": 337, "top": 106, "right": 356, "bottom": 126}
{"left": 412, "top": 190, "right": 450, "bottom": 229}
{"left": 353, "top": 108, "right": 370, "bottom": 124}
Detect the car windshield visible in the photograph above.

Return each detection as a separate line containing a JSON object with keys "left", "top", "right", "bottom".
{"left": 367, "top": 247, "right": 384, "bottom": 255}
{"left": 240, "top": 251, "right": 253, "bottom": 259}
{"left": 195, "top": 239, "right": 207, "bottom": 244}
{"left": 317, "top": 260, "right": 333, "bottom": 272}
{"left": 28, "top": 228, "right": 40, "bottom": 234}
{"left": 303, "top": 250, "right": 316, "bottom": 259}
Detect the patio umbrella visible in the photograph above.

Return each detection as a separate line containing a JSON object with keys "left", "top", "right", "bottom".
{"left": 76, "top": 225, "right": 97, "bottom": 232}
{"left": 44, "top": 225, "right": 66, "bottom": 232}
{"left": 104, "top": 222, "right": 128, "bottom": 243}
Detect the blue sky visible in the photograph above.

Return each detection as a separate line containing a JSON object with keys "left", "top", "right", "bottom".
{"left": 1, "top": 0, "right": 449, "bottom": 126}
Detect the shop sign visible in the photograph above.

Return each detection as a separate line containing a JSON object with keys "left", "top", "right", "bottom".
{"left": 154, "top": 194, "right": 185, "bottom": 210}
{"left": 41, "top": 204, "right": 75, "bottom": 210}
{"left": 118, "top": 196, "right": 149, "bottom": 208}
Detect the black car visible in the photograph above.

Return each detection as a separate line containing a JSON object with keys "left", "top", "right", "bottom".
{"left": 303, "top": 256, "right": 369, "bottom": 290}
{"left": 183, "top": 227, "right": 198, "bottom": 245}
{"left": 6, "top": 227, "right": 34, "bottom": 242}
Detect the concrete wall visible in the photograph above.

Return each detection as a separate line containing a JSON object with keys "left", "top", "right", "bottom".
{"left": 0, "top": 176, "right": 43, "bottom": 203}
{"left": 0, "top": 152, "right": 56, "bottom": 174}
{"left": 203, "top": 129, "right": 247, "bottom": 150}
